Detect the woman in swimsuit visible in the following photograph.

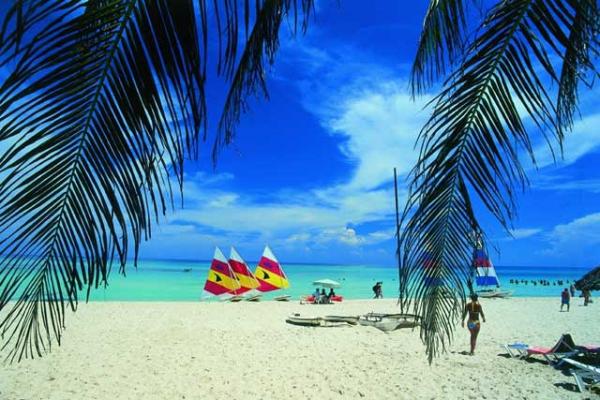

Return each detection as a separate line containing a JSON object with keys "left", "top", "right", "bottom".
{"left": 462, "top": 294, "right": 486, "bottom": 355}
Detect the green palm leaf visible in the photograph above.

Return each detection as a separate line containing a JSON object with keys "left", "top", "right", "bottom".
{"left": 401, "top": 0, "right": 599, "bottom": 363}
{"left": 0, "top": 0, "right": 313, "bottom": 361}
{"left": 411, "top": 0, "right": 470, "bottom": 95}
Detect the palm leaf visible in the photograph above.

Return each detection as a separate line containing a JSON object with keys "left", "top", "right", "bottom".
{"left": 411, "top": 0, "right": 470, "bottom": 95}
{"left": 214, "top": 0, "right": 314, "bottom": 160}
{"left": 401, "top": 0, "right": 600, "bottom": 362}
{"left": 0, "top": 0, "right": 314, "bottom": 362}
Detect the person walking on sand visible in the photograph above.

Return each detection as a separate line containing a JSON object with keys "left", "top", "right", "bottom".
{"left": 560, "top": 288, "right": 570, "bottom": 312}
{"left": 372, "top": 282, "right": 383, "bottom": 299}
{"left": 569, "top": 284, "right": 575, "bottom": 297}
{"left": 462, "top": 294, "right": 486, "bottom": 356}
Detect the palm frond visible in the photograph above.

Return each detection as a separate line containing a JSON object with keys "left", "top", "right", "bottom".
{"left": 401, "top": 0, "right": 600, "bottom": 362}
{"left": 0, "top": 0, "right": 204, "bottom": 362}
{"left": 214, "top": 0, "right": 314, "bottom": 160}
{"left": 410, "top": 0, "right": 470, "bottom": 95}
{"left": 557, "top": 0, "right": 600, "bottom": 129}
{"left": 0, "top": 0, "right": 315, "bottom": 362}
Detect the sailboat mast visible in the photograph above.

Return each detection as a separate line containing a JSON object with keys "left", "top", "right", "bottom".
{"left": 394, "top": 168, "right": 406, "bottom": 313}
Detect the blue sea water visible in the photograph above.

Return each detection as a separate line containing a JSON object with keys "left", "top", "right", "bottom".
{"left": 81, "top": 260, "right": 588, "bottom": 301}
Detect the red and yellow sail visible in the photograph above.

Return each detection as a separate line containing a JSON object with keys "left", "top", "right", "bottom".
{"left": 203, "top": 247, "right": 240, "bottom": 297}
{"left": 228, "top": 247, "right": 259, "bottom": 295}
{"left": 254, "top": 246, "right": 289, "bottom": 292}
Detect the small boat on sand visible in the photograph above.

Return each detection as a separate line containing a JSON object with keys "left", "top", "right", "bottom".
{"left": 359, "top": 313, "right": 420, "bottom": 332}
{"left": 254, "top": 246, "right": 290, "bottom": 301}
{"left": 285, "top": 314, "right": 357, "bottom": 327}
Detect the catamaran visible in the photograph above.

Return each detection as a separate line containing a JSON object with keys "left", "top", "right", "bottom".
{"left": 473, "top": 247, "right": 513, "bottom": 298}
{"left": 202, "top": 247, "right": 241, "bottom": 299}
{"left": 254, "top": 245, "right": 290, "bottom": 301}
{"left": 227, "top": 246, "right": 261, "bottom": 302}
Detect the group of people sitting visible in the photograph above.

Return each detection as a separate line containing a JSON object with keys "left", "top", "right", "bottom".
{"left": 312, "top": 287, "right": 336, "bottom": 304}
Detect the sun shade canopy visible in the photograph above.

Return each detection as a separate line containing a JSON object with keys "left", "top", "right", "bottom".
{"left": 312, "top": 279, "right": 341, "bottom": 288}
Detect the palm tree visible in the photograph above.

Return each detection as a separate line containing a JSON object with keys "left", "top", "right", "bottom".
{"left": 402, "top": 0, "right": 599, "bottom": 362}
{"left": 0, "top": 0, "right": 597, "bottom": 364}
{"left": 0, "top": 0, "right": 314, "bottom": 362}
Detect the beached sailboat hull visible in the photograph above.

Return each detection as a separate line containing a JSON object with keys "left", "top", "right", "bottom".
{"left": 358, "top": 313, "right": 420, "bottom": 332}
{"left": 477, "top": 289, "right": 513, "bottom": 299}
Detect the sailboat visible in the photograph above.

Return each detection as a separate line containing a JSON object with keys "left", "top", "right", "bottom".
{"left": 254, "top": 245, "right": 291, "bottom": 301}
{"left": 227, "top": 246, "right": 261, "bottom": 302}
{"left": 202, "top": 247, "right": 241, "bottom": 299}
{"left": 473, "top": 247, "right": 513, "bottom": 299}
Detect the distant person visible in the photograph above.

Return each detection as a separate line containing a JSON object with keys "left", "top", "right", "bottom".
{"left": 328, "top": 288, "right": 335, "bottom": 299}
{"left": 560, "top": 288, "right": 570, "bottom": 312}
{"left": 569, "top": 284, "right": 575, "bottom": 297}
{"left": 320, "top": 288, "right": 327, "bottom": 304}
{"left": 312, "top": 287, "right": 320, "bottom": 300}
{"left": 462, "top": 294, "right": 486, "bottom": 356}
{"left": 583, "top": 289, "right": 591, "bottom": 306}
{"left": 372, "top": 282, "right": 383, "bottom": 299}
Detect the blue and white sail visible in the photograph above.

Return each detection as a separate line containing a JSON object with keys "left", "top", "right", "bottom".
{"left": 472, "top": 248, "right": 512, "bottom": 298}
{"left": 473, "top": 249, "right": 499, "bottom": 287}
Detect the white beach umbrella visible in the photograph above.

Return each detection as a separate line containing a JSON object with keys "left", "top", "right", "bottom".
{"left": 312, "top": 279, "right": 341, "bottom": 288}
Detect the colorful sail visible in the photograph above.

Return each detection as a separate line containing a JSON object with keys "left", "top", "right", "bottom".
{"left": 203, "top": 247, "right": 240, "bottom": 297}
{"left": 473, "top": 248, "right": 499, "bottom": 287}
{"left": 254, "top": 246, "right": 289, "bottom": 292}
{"left": 228, "top": 247, "right": 259, "bottom": 295}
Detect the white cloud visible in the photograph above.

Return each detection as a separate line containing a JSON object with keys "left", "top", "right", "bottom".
{"left": 324, "top": 82, "right": 431, "bottom": 191}
{"left": 283, "top": 226, "right": 394, "bottom": 248}
{"left": 146, "top": 42, "right": 430, "bottom": 260}
{"left": 509, "top": 228, "right": 542, "bottom": 239}
{"left": 540, "top": 213, "right": 600, "bottom": 265}
{"left": 533, "top": 174, "right": 600, "bottom": 193}
{"left": 535, "top": 112, "right": 600, "bottom": 168}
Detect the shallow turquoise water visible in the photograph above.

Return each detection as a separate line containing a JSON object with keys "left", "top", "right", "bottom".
{"left": 81, "top": 260, "right": 587, "bottom": 301}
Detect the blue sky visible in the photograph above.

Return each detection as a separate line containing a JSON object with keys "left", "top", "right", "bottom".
{"left": 136, "top": 1, "right": 600, "bottom": 267}
{"left": 2, "top": 2, "right": 597, "bottom": 267}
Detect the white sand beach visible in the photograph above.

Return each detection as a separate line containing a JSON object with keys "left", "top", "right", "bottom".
{"left": 1, "top": 298, "right": 597, "bottom": 400}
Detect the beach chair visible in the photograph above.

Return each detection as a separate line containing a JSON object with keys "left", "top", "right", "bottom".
{"left": 562, "top": 358, "right": 600, "bottom": 393}
{"left": 503, "top": 334, "right": 580, "bottom": 364}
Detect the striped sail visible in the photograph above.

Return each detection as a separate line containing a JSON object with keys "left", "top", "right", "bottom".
{"left": 254, "top": 246, "right": 289, "bottom": 293}
{"left": 203, "top": 247, "right": 240, "bottom": 297}
{"left": 473, "top": 249, "right": 499, "bottom": 287}
{"left": 228, "top": 247, "right": 259, "bottom": 295}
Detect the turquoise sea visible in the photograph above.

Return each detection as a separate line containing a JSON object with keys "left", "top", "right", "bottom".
{"left": 81, "top": 259, "right": 588, "bottom": 301}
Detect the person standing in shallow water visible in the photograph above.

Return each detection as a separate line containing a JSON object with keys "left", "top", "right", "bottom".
{"left": 462, "top": 294, "right": 486, "bottom": 356}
